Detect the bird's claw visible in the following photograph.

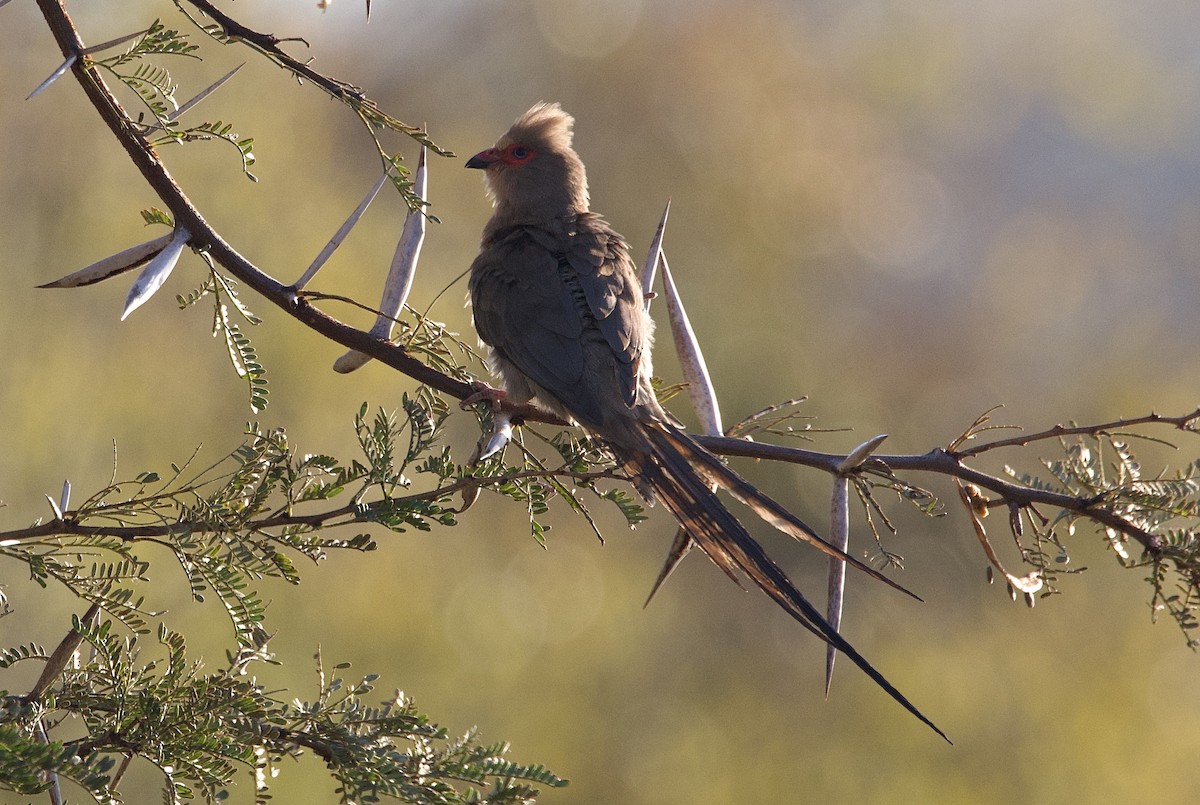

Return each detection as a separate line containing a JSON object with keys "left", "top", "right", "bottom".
{"left": 460, "top": 380, "right": 508, "bottom": 410}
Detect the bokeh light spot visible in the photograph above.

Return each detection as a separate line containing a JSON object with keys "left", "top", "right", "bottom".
{"left": 534, "top": 0, "right": 643, "bottom": 60}
{"left": 841, "top": 158, "right": 949, "bottom": 275}
{"left": 499, "top": 541, "right": 606, "bottom": 646}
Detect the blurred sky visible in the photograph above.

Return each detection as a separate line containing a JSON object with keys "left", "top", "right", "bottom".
{"left": 3, "top": 1, "right": 1200, "bottom": 803}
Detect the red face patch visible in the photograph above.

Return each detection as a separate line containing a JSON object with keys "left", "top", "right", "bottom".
{"left": 500, "top": 143, "right": 537, "bottom": 165}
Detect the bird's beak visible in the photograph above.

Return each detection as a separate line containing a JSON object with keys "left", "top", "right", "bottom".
{"left": 466, "top": 148, "right": 500, "bottom": 170}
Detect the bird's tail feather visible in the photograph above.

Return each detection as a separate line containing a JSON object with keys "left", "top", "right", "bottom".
{"left": 651, "top": 423, "right": 922, "bottom": 601}
{"left": 628, "top": 422, "right": 950, "bottom": 743}
{"left": 644, "top": 524, "right": 700, "bottom": 608}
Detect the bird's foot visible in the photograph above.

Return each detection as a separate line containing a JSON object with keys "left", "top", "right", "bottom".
{"left": 460, "top": 380, "right": 508, "bottom": 410}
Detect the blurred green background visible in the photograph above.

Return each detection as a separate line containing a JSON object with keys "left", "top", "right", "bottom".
{"left": 4, "top": 1, "right": 1200, "bottom": 802}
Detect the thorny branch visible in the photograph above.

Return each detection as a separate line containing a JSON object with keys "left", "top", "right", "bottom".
{"left": 32, "top": 0, "right": 1200, "bottom": 567}
{"left": 954, "top": 409, "right": 1200, "bottom": 458}
{"left": 175, "top": 0, "right": 447, "bottom": 160}
{"left": 179, "top": 0, "right": 354, "bottom": 99}
{"left": 11, "top": 3, "right": 1200, "bottom": 798}
{"left": 0, "top": 467, "right": 622, "bottom": 545}
{"left": 699, "top": 422, "right": 1199, "bottom": 559}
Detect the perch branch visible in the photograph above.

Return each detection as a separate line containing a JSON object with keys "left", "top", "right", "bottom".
{"left": 33, "top": 0, "right": 1196, "bottom": 567}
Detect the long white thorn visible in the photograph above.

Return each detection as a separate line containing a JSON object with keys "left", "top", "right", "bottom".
{"left": 660, "top": 251, "right": 722, "bottom": 436}
{"left": 371, "top": 148, "right": 427, "bottom": 335}
{"left": 825, "top": 474, "right": 850, "bottom": 697}
{"left": 647, "top": 241, "right": 724, "bottom": 606}
{"left": 39, "top": 233, "right": 175, "bottom": 288}
{"left": 83, "top": 27, "right": 153, "bottom": 55}
{"left": 477, "top": 411, "right": 513, "bottom": 461}
{"left": 121, "top": 227, "right": 191, "bottom": 320}
{"left": 166, "top": 63, "right": 245, "bottom": 123}
{"left": 293, "top": 167, "right": 393, "bottom": 291}
{"left": 334, "top": 146, "right": 428, "bottom": 373}
{"left": 641, "top": 199, "right": 670, "bottom": 312}
{"left": 825, "top": 434, "right": 886, "bottom": 694}
{"left": 27, "top": 54, "right": 77, "bottom": 100}
{"left": 44, "top": 494, "right": 63, "bottom": 521}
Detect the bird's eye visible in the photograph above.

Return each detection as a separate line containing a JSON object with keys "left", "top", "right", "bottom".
{"left": 504, "top": 144, "right": 535, "bottom": 164}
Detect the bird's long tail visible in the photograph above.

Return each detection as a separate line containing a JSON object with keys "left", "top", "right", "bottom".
{"left": 626, "top": 421, "right": 950, "bottom": 743}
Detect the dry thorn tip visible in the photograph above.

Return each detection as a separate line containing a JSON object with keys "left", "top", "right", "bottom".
{"left": 838, "top": 434, "right": 889, "bottom": 473}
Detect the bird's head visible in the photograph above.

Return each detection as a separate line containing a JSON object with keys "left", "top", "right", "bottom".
{"left": 466, "top": 102, "right": 590, "bottom": 221}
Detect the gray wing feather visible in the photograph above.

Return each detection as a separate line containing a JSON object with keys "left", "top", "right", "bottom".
{"left": 469, "top": 218, "right": 646, "bottom": 426}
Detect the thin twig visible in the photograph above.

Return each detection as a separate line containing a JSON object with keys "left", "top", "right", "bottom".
{"left": 956, "top": 409, "right": 1200, "bottom": 458}
{"left": 0, "top": 468, "right": 620, "bottom": 545}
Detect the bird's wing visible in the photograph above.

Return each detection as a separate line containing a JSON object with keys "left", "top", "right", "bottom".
{"left": 560, "top": 213, "right": 646, "bottom": 408}
{"left": 470, "top": 221, "right": 646, "bottom": 426}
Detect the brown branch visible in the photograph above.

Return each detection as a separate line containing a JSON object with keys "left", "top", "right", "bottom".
{"left": 955, "top": 408, "right": 1200, "bottom": 458}
{"left": 180, "top": 0, "right": 359, "bottom": 101}
{"left": 178, "top": 0, "right": 445, "bottom": 157}
{"left": 0, "top": 468, "right": 619, "bottom": 545}
{"left": 696, "top": 437, "right": 1168, "bottom": 555}
{"left": 29, "top": 0, "right": 1194, "bottom": 566}
{"left": 34, "top": 0, "right": 479, "bottom": 402}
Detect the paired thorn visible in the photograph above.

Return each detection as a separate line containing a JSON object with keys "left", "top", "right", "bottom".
{"left": 27, "top": 27, "right": 153, "bottom": 100}
{"left": 825, "top": 434, "right": 888, "bottom": 694}
{"left": 121, "top": 227, "right": 191, "bottom": 320}
{"left": 643, "top": 526, "right": 694, "bottom": 608}
{"left": 295, "top": 168, "right": 393, "bottom": 293}
{"left": 837, "top": 433, "right": 889, "bottom": 473}
{"left": 641, "top": 199, "right": 670, "bottom": 312}
{"left": 334, "top": 146, "right": 429, "bottom": 373}
{"left": 41, "top": 477, "right": 70, "bottom": 522}
{"left": 38, "top": 233, "right": 175, "bottom": 289}
{"left": 166, "top": 63, "right": 245, "bottom": 123}
{"left": 660, "top": 251, "right": 722, "bottom": 437}
{"left": 44, "top": 494, "right": 62, "bottom": 520}
{"left": 640, "top": 200, "right": 732, "bottom": 606}
{"left": 463, "top": 386, "right": 514, "bottom": 468}
{"left": 477, "top": 411, "right": 514, "bottom": 462}
{"left": 27, "top": 54, "right": 76, "bottom": 100}
{"left": 825, "top": 474, "right": 850, "bottom": 697}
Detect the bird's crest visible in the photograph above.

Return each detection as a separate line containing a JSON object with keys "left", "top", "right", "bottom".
{"left": 503, "top": 102, "right": 575, "bottom": 152}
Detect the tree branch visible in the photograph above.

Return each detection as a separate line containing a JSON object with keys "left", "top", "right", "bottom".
{"left": 30, "top": 0, "right": 1197, "bottom": 570}
{"left": 35, "top": 0, "right": 477, "bottom": 399}
{"left": 956, "top": 408, "right": 1200, "bottom": 458}
{"left": 0, "top": 467, "right": 620, "bottom": 545}
{"left": 179, "top": 0, "right": 362, "bottom": 105}
{"left": 695, "top": 437, "right": 1173, "bottom": 554}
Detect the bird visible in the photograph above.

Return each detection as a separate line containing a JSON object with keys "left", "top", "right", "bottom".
{"left": 464, "top": 102, "right": 948, "bottom": 742}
